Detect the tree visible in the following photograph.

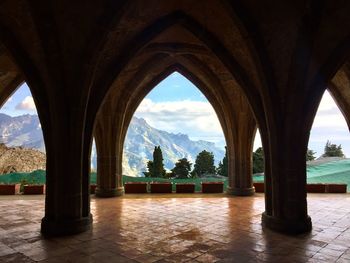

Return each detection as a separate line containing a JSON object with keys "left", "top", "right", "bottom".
{"left": 143, "top": 146, "right": 166, "bottom": 178}
{"left": 193, "top": 150, "right": 216, "bottom": 177}
{"left": 143, "top": 160, "right": 153, "bottom": 177}
{"left": 217, "top": 146, "right": 228, "bottom": 177}
{"left": 306, "top": 148, "right": 316, "bottom": 161}
{"left": 171, "top": 158, "right": 192, "bottom": 178}
{"left": 322, "top": 140, "right": 345, "bottom": 157}
{"left": 253, "top": 147, "right": 264, "bottom": 174}
{"left": 152, "top": 146, "right": 166, "bottom": 178}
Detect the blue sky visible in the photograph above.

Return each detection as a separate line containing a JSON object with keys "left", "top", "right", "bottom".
{"left": 0, "top": 83, "right": 36, "bottom": 116}
{"left": 1, "top": 71, "right": 350, "bottom": 158}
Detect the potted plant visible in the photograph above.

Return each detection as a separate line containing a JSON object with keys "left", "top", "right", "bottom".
{"left": 150, "top": 182, "right": 172, "bottom": 193}
{"left": 125, "top": 182, "right": 148, "bottom": 193}
{"left": 201, "top": 182, "right": 224, "bottom": 193}
{"left": 175, "top": 183, "right": 195, "bottom": 193}
{"left": 0, "top": 183, "right": 20, "bottom": 195}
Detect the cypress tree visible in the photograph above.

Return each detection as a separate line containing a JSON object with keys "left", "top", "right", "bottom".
{"left": 217, "top": 146, "right": 228, "bottom": 177}
{"left": 152, "top": 146, "right": 166, "bottom": 178}
{"left": 143, "top": 160, "right": 153, "bottom": 177}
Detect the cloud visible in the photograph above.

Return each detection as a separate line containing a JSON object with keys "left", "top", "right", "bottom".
{"left": 311, "top": 90, "right": 348, "bottom": 128}
{"left": 133, "top": 90, "right": 350, "bottom": 156}
{"left": 309, "top": 90, "right": 350, "bottom": 157}
{"left": 15, "top": 96, "right": 36, "bottom": 111}
{"left": 134, "top": 98, "right": 226, "bottom": 146}
{"left": 317, "top": 90, "right": 337, "bottom": 112}
{"left": 6, "top": 96, "right": 12, "bottom": 103}
{"left": 253, "top": 130, "right": 262, "bottom": 150}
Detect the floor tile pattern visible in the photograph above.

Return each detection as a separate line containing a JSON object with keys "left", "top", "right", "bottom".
{"left": 0, "top": 194, "right": 350, "bottom": 262}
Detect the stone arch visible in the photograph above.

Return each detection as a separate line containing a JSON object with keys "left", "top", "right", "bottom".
{"left": 90, "top": 9, "right": 266, "bottom": 199}
{"left": 328, "top": 61, "right": 350, "bottom": 130}
{"left": 88, "top": 10, "right": 266, "bottom": 135}
{"left": 94, "top": 48, "right": 257, "bottom": 196}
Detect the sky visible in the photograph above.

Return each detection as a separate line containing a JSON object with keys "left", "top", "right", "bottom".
{"left": 1, "top": 71, "right": 350, "bottom": 158}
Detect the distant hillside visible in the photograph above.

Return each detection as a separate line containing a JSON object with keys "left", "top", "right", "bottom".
{"left": 121, "top": 117, "right": 224, "bottom": 176}
{"left": 0, "top": 143, "right": 46, "bottom": 174}
{"left": 0, "top": 113, "right": 225, "bottom": 176}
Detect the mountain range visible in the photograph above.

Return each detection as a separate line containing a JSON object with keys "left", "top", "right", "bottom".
{"left": 0, "top": 113, "right": 224, "bottom": 176}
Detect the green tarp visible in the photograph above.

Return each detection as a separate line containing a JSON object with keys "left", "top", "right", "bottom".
{"left": 253, "top": 159, "right": 350, "bottom": 192}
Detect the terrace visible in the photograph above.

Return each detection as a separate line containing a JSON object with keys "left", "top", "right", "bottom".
{"left": 0, "top": 194, "right": 350, "bottom": 262}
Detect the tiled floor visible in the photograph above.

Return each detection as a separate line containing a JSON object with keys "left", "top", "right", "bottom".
{"left": 0, "top": 194, "right": 350, "bottom": 262}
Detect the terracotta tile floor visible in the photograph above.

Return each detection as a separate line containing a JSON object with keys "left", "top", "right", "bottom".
{"left": 0, "top": 194, "right": 350, "bottom": 262}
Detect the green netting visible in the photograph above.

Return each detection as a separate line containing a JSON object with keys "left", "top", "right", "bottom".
{"left": 306, "top": 159, "right": 350, "bottom": 180}
{"left": 253, "top": 174, "right": 264, "bottom": 182}
{"left": 253, "top": 159, "right": 350, "bottom": 192}
{"left": 306, "top": 159, "right": 350, "bottom": 186}
{"left": 0, "top": 170, "right": 46, "bottom": 184}
{"left": 0, "top": 170, "right": 97, "bottom": 185}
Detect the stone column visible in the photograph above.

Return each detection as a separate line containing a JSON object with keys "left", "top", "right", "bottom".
{"left": 261, "top": 123, "right": 312, "bottom": 234}
{"left": 95, "top": 154, "right": 124, "bottom": 197}
{"left": 226, "top": 95, "right": 256, "bottom": 196}
{"left": 41, "top": 107, "right": 93, "bottom": 236}
{"left": 94, "top": 102, "right": 124, "bottom": 197}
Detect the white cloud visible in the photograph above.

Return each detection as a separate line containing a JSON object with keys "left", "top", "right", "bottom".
{"left": 308, "top": 90, "right": 350, "bottom": 157}
{"left": 317, "top": 90, "right": 337, "bottom": 112}
{"left": 15, "top": 96, "right": 36, "bottom": 111}
{"left": 311, "top": 90, "right": 348, "bottom": 128}
{"left": 253, "top": 130, "right": 262, "bottom": 150}
{"left": 135, "top": 99, "right": 226, "bottom": 146}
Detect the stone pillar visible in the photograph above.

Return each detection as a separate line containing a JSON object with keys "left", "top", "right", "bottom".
{"left": 261, "top": 126, "right": 312, "bottom": 234}
{"left": 41, "top": 108, "right": 93, "bottom": 236}
{"left": 226, "top": 96, "right": 256, "bottom": 196}
{"left": 95, "top": 155, "right": 124, "bottom": 197}
{"left": 94, "top": 102, "right": 124, "bottom": 197}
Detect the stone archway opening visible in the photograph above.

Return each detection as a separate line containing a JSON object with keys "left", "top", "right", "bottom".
{"left": 252, "top": 128, "right": 264, "bottom": 181}
{"left": 123, "top": 71, "right": 227, "bottom": 181}
{"left": 93, "top": 50, "right": 258, "bottom": 197}
{"left": 307, "top": 89, "right": 350, "bottom": 189}
{"left": 0, "top": 82, "right": 46, "bottom": 190}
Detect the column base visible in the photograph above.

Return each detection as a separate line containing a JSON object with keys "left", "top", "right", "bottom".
{"left": 95, "top": 187, "right": 124, "bottom": 197}
{"left": 41, "top": 213, "right": 93, "bottom": 237}
{"left": 226, "top": 186, "right": 255, "bottom": 196}
{"left": 262, "top": 212, "right": 312, "bottom": 234}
